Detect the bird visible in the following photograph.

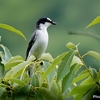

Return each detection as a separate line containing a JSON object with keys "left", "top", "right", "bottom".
{"left": 25, "top": 17, "right": 56, "bottom": 77}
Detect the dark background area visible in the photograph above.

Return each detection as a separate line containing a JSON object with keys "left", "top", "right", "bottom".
{"left": 0, "top": 0, "right": 100, "bottom": 69}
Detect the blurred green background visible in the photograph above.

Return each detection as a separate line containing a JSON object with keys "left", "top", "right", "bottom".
{"left": 0, "top": 0, "right": 100, "bottom": 69}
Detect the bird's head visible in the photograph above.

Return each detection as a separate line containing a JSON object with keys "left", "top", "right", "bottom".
{"left": 36, "top": 17, "right": 56, "bottom": 29}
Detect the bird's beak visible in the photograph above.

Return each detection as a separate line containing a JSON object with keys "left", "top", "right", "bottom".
{"left": 51, "top": 21, "right": 57, "bottom": 25}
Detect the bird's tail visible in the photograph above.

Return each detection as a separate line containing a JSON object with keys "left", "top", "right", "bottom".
{"left": 25, "top": 56, "right": 34, "bottom": 79}
{"left": 27, "top": 65, "right": 34, "bottom": 77}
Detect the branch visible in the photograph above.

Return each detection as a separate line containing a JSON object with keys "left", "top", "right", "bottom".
{"left": 68, "top": 31, "right": 100, "bottom": 41}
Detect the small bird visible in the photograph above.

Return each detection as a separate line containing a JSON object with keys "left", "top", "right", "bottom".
{"left": 25, "top": 17, "right": 56, "bottom": 77}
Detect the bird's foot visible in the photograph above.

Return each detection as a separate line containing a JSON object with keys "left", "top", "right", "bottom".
{"left": 34, "top": 59, "right": 43, "bottom": 66}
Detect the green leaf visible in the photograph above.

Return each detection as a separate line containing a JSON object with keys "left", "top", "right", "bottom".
{"left": 5, "top": 55, "right": 35, "bottom": 78}
{"left": 40, "top": 53, "right": 54, "bottom": 62}
{"left": 9, "top": 78, "right": 26, "bottom": 87}
{"left": 41, "top": 52, "right": 68, "bottom": 81}
{"left": 43, "top": 62, "right": 56, "bottom": 83}
{"left": 68, "top": 84, "right": 93, "bottom": 97}
{"left": 5, "top": 56, "right": 24, "bottom": 70}
{"left": 66, "top": 42, "right": 76, "bottom": 49}
{"left": 37, "top": 87, "right": 57, "bottom": 100}
{"left": 82, "top": 85, "right": 98, "bottom": 100}
{"left": 0, "top": 89, "right": 6, "bottom": 100}
{"left": 74, "top": 64, "right": 82, "bottom": 74}
{"left": 48, "top": 69, "right": 56, "bottom": 83}
{"left": 62, "top": 64, "right": 77, "bottom": 93}
{"left": 50, "top": 81, "right": 58, "bottom": 97}
{"left": 72, "top": 71, "right": 89, "bottom": 83}
{"left": 0, "top": 23, "right": 26, "bottom": 40}
{"left": 58, "top": 94, "right": 64, "bottom": 100}
{"left": 84, "top": 51, "right": 100, "bottom": 60}
{"left": 0, "top": 87, "right": 5, "bottom": 97}
{"left": 74, "top": 94, "right": 83, "bottom": 100}
{"left": 72, "top": 56, "right": 83, "bottom": 65}
{"left": 89, "top": 67, "right": 97, "bottom": 81}
{"left": 71, "top": 56, "right": 83, "bottom": 74}
{"left": 31, "top": 74, "right": 39, "bottom": 87}
{"left": 15, "top": 85, "right": 31, "bottom": 100}
{"left": 5, "top": 63, "right": 24, "bottom": 78}
{"left": 0, "top": 36, "right": 1, "bottom": 41}
{"left": 57, "top": 50, "right": 75, "bottom": 82}
{"left": 86, "top": 16, "right": 100, "bottom": 29}
{"left": 79, "top": 69, "right": 88, "bottom": 74}
{"left": 0, "top": 62, "right": 4, "bottom": 78}
{"left": 36, "top": 91, "right": 44, "bottom": 100}
{"left": 80, "top": 76, "right": 94, "bottom": 85}
{"left": 0, "top": 44, "right": 12, "bottom": 64}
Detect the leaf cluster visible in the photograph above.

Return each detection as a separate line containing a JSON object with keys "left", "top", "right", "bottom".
{"left": 0, "top": 20, "right": 100, "bottom": 100}
{"left": 0, "top": 41, "right": 100, "bottom": 100}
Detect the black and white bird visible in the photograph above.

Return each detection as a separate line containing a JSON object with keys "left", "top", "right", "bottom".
{"left": 25, "top": 17, "right": 56, "bottom": 77}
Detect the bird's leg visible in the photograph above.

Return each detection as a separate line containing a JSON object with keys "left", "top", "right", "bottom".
{"left": 37, "top": 60, "right": 43, "bottom": 65}
{"left": 34, "top": 59, "right": 43, "bottom": 66}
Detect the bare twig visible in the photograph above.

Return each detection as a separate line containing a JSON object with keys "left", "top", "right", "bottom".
{"left": 68, "top": 31, "right": 100, "bottom": 41}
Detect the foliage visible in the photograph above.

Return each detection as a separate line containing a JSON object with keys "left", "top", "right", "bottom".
{"left": 86, "top": 16, "right": 100, "bottom": 29}
{"left": 0, "top": 23, "right": 26, "bottom": 40}
{"left": 0, "top": 23, "right": 100, "bottom": 100}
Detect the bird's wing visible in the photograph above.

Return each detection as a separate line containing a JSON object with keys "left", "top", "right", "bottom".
{"left": 25, "top": 31, "right": 37, "bottom": 60}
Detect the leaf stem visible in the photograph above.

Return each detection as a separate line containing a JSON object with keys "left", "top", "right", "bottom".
{"left": 75, "top": 46, "right": 93, "bottom": 78}
{"left": 76, "top": 46, "right": 100, "bottom": 87}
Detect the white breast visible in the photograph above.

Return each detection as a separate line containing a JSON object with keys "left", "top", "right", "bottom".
{"left": 29, "top": 29, "right": 49, "bottom": 59}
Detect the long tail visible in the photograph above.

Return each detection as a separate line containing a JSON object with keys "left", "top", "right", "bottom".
{"left": 25, "top": 56, "right": 34, "bottom": 78}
